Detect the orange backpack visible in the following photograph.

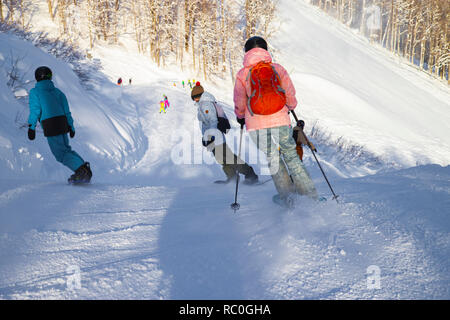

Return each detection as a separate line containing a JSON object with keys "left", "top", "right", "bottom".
{"left": 247, "top": 61, "right": 287, "bottom": 115}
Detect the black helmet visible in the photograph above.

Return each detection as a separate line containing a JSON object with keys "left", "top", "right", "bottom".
{"left": 244, "top": 36, "right": 268, "bottom": 53}
{"left": 35, "top": 66, "right": 52, "bottom": 82}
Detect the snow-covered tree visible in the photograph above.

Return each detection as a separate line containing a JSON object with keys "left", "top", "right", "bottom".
{"left": 1, "top": 0, "right": 281, "bottom": 80}
{"left": 244, "top": 0, "right": 278, "bottom": 39}
{"left": 309, "top": 0, "right": 449, "bottom": 83}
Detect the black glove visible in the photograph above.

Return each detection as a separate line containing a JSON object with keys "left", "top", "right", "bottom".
{"left": 69, "top": 127, "right": 75, "bottom": 138}
{"left": 217, "top": 117, "right": 231, "bottom": 134}
{"left": 236, "top": 117, "right": 245, "bottom": 128}
{"left": 28, "top": 125, "right": 35, "bottom": 140}
{"left": 297, "top": 120, "right": 305, "bottom": 129}
{"left": 202, "top": 136, "right": 215, "bottom": 147}
{"left": 292, "top": 129, "right": 299, "bottom": 144}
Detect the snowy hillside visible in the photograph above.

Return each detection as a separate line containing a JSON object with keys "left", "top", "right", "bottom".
{"left": 0, "top": 32, "right": 148, "bottom": 181}
{"left": 272, "top": 1, "right": 450, "bottom": 168}
{"left": 0, "top": 0, "right": 449, "bottom": 299}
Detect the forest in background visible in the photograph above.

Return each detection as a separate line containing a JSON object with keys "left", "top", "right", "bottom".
{"left": 0, "top": 0, "right": 448, "bottom": 83}
{"left": 309, "top": 0, "right": 449, "bottom": 82}
{"left": 0, "top": 0, "right": 278, "bottom": 80}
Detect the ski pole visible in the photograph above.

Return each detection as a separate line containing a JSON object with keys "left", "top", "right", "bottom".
{"left": 231, "top": 124, "right": 244, "bottom": 212}
{"left": 290, "top": 111, "right": 339, "bottom": 203}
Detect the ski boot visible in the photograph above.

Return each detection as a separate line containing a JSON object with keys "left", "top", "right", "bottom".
{"left": 68, "top": 162, "right": 92, "bottom": 184}
{"left": 214, "top": 176, "right": 237, "bottom": 184}
{"left": 243, "top": 172, "right": 259, "bottom": 185}
{"left": 272, "top": 194, "right": 295, "bottom": 209}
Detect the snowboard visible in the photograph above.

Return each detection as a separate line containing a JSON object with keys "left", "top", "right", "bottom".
{"left": 68, "top": 178, "right": 92, "bottom": 185}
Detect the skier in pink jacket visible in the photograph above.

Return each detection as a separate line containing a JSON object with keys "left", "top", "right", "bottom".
{"left": 164, "top": 95, "right": 170, "bottom": 109}
{"left": 233, "top": 36, "right": 318, "bottom": 206}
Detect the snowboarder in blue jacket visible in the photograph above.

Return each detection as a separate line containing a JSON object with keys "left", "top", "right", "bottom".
{"left": 27, "top": 66, "right": 92, "bottom": 184}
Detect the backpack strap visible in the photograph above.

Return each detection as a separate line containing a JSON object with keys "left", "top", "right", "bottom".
{"left": 246, "top": 65, "right": 257, "bottom": 116}
{"left": 213, "top": 101, "right": 231, "bottom": 134}
{"left": 270, "top": 64, "right": 286, "bottom": 97}
{"left": 213, "top": 101, "right": 225, "bottom": 118}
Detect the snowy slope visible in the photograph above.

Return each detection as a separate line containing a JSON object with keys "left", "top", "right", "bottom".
{"left": 271, "top": 0, "right": 450, "bottom": 168}
{"left": 0, "top": 0, "right": 449, "bottom": 300}
{"left": 1, "top": 164, "right": 449, "bottom": 299}
{"left": 0, "top": 32, "right": 148, "bottom": 182}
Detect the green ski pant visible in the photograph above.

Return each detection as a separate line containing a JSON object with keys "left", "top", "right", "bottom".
{"left": 249, "top": 126, "right": 318, "bottom": 199}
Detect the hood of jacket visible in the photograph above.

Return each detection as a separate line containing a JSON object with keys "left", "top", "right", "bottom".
{"left": 35, "top": 79, "right": 55, "bottom": 90}
{"left": 198, "top": 91, "right": 216, "bottom": 104}
{"left": 243, "top": 48, "right": 273, "bottom": 68}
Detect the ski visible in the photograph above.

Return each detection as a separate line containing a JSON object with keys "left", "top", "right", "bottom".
{"left": 272, "top": 194, "right": 328, "bottom": 208}
{"left": 272, "top": 194, "right": 294, "bottom": 209}
{"left": 215, "top": 178, "right": 271, "bottom": 186}
{"left": 245, "top": 178, "right": 272, "bottom": 186}
{"left": 214, "top": 179, "right": 234, "bottom": 185}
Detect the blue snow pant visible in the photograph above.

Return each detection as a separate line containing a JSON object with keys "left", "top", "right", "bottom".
{"left": 249, "top": 125, "right": 318, "bottom": 200}
{"left": 47, "top": 134, "right": 84, "bottom": 172}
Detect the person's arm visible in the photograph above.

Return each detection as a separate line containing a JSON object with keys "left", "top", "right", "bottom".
{"left": 59, "top": 90, "right": 75, "bottom": 131}
{"left": 233, "top": 74, "right": 247, "bottom": 119}
{"left": 196, "top": 104, "right": 205, "bottom": 135}
{"left": 199, "top": 100, "right": 221, "bottom": 145}
{"left": 199, "top": 100, "right": 218, "bottom": 130}
{"left": 276, "top": 64, "right": 297, "bottom": 110}
{"left": 28, "top": 89, "right": 41, "bottom": 130}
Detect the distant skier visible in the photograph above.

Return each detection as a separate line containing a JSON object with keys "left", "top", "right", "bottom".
{"left": 182, "top": 80, "right": 185, "bottom": 88}
{"left": 159, "top": 99, "right": 166, "bottom": 113}
{"left": 192, "top": 82, "right": 258, "bottom": 184}
{"left": 27, "top": 66, "right": 92, "bottom": 184}
{"left": 129, "top": 78, "right": 132, "bottom": 85}
{"left": 188, "top": 80, "right": 192, "bottom": 89}
{"left": 164, "top": 95, "right": 170, "bottom": 109}
{"left": 117, "top": 77, "right": 122, "bottom": 86}
{"left": 233, "top": 36, "right": 318, "bottom": 206}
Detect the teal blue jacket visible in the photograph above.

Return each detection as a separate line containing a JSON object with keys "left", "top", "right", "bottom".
{"left": 28, "top": 80, "right": 74, "bottom": 131}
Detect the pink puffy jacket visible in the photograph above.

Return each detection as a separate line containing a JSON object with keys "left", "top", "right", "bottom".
{"left": 234, "top": 48, "right": 297, "bottom": 131}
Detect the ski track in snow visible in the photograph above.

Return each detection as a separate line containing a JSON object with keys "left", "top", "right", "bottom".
{"left": 1, "top": 0, "right": 450, "bottom": 300}
{"left": 1, "top": 170, "right": 449, "bottom": 299}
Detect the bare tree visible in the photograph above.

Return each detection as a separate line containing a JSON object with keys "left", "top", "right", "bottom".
{"left": 47, "top": 0, "right": 54, "bottom": 19}
{"left": 1, "top": 0, "right": 280, "bottom": 80}
{"left": 1, "top": 0, "right": 4, "bottom": 22}
{"left": 309, "top": 0, "right": 449, "bottom": 83}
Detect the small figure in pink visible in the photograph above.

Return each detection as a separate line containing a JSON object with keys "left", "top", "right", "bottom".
{"left": 164, "top": 95, "right": 170, "bottom": 109}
